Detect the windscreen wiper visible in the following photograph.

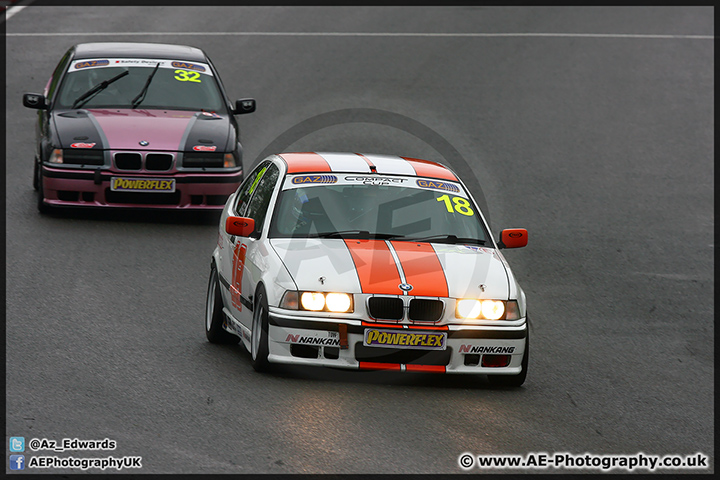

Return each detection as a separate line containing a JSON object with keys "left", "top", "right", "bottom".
{"left": 131, "top": 63, "right": 161, "bottom": 108}
{"left": 405, "top": 234, "right": 486, "bottom": 245}
{"left": 71, "top": 70, "right": 129, "bottom": 109}
{"left": 310, "top": 230, "right": 406, "bottom": 239}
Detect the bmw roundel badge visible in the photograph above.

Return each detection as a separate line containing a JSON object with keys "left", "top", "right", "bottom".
{"left": 399, "top": 283, "right": 413, "bottom": 292}
{"left": 139, "top": 140, "right": 149, "bottom": 146}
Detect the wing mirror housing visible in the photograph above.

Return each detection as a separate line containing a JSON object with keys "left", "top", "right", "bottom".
{"left": 23, "top": 93, "right": 48, "bottom": 109}
{"left": 497, "top": 228, "right": 528, "bottom": 249}
{"left": 225, "top": 216, "right": 256, "bottom": 237}
{"left": 233, "top": 98, "right": 256, "bottom": 115}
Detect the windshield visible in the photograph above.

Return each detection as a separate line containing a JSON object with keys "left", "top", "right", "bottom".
{"left": 55, "top": 58, "right": 225, "bottom": 111}
{"left": 269, "top": 175, "right": 490, "bottom": 243}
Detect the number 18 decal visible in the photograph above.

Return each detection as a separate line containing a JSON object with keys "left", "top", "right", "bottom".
{"left": 437, "top": 194, "right": 474, "bottom": 216}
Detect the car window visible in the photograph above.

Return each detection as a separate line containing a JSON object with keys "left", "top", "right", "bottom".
{"left": 46, "top": 48, "right": 74, "bottom": 101}
{"left": 234, "top": 161, "right": 271, "bottom": 217}
{"left": 270, "top": 182, "right": 489, "bottom": 242}
{"left": 54, "top": 61, "right": 225, "bottom": 111}
{"left": 243, "top": 164, "right": 280, "bottom": 232}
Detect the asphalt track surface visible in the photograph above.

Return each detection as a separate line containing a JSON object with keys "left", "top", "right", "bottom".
{"left": 4, "top": 6, "right": 714, "bottom": 475}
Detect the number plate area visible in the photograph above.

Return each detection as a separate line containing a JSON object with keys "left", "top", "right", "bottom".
{"left": 110, "top": 177, "right": 176, "bottom": 193}
{"left": 363, "top": 329, "right": 447, "bottom": 350}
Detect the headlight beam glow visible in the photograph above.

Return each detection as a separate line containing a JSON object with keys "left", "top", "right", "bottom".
{"left": 299, "top": 291, "right": 353, "bottom": 313}
{"left": 456, "top": 299, "right": 507, "bottom": 320}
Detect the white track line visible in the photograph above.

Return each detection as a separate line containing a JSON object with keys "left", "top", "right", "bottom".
{"left": 4, "top": 6, "right": 27, "bottom": 21}
{"left": 5, "top": 32, "right": 713, "bottom": 39}
{"left": 3, "top": 0, "right": 34, "bottom": 21}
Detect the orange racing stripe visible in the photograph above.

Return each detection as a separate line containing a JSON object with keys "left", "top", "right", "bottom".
{"left": 279, "top": 152, "right": 332, "bottom": 173}
{"left": 406, "top": 324, "right": 448, "bottom": 330}
{"left": 390, "top": 241, "right": 449, "bottom": 297}
{"left": 362, "top": 321, "right": 402, "bottom": 328}
{"left": 361, "top": 321, "right": 448, "bottom": 331}
{"left": 400, "top": 156, "right": 458, "bottom": 181}
{"left": 359, "top": 362, "right": 401, "bottom": 371}
{"left": 344, "top": 239, "right": 402, "bottom": 295}
{"left": 355, "top": 152, "right": 376, "bottom": 170}
{"left": 405, "top": 364, "right": 447, "bottom": 373}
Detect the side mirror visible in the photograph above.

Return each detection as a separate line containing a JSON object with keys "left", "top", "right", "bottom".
{"left": 498, "top": 228, "right": 528, "bottom": 249}
{"left": 225, "top": 216, "right": 255, "bottom": 237}
{"left": 233, "top": 98, "right": 256, "bottom": 115}
{"left": 23, "top": 93, "right": 47, "bottom": 109}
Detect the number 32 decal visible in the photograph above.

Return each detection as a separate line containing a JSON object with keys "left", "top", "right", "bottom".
{"left": 174, "top": 69, "right": 202, "bottom": 82}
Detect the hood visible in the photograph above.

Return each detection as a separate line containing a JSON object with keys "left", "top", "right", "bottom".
{"left": 51, "top": 109, "right": 233, "bottom": 152}
{"left": 270, "top": 238, "right": 510, "bottom": 299}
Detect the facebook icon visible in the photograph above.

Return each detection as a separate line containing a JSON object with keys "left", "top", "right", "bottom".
{"left": 9, "top": 454, "right": 25, "bottom": 470}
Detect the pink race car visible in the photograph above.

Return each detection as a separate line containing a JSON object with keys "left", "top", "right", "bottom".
{"left": 23, "top": 42, "right": 256, "bottom": 212}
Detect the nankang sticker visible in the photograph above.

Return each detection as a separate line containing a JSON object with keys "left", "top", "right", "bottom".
{"left": 171, "top": 61, "right": 206, "bottom": 72}
{"left": 364, "top": 329, "right": 447, "bottom": 350}
{"left": 70, "top": 142, "right": 96, "bottom": 148}
{"left": 344, "top": 176, "right": 407, "bottom": 185}
{"left": 73, "top": 60, "right": 109, "bottom": 69}
{"left": 458, "top": 345, "right": 516, "bottom": 354}
{"left": 416, "top": 179, "right": 460, "bottom": 193}
{"left": 291, "top": 175, "right": 338, "bottom": 185}
{"left": 285, "top": 333, "right": 340, "bottom": 346}
{"left": 193, "top": 145, "right": 217, "bottom": 152}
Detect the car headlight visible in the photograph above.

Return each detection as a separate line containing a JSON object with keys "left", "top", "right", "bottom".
{"left": 279, "top": 291, "right": 298, "bottom": 309}
{"left": 301, "top": 292, "right": 326, "bottom": 311}
{"left": 182, "top": 151, "right": 239, "bottom": 168}
{"left": 325, "top": 293, "right": 352, "bottom": 312}
{"left": 455, "top": 299, "right": 520, "bottom": 320}
{"left": 280, "top": 290, "right": 353, "bottom": 313}
{"left": 49, "top": 148, "right": 63, "bottom": 164}
{"left": 223, "top": 153, "right": 236, "bottom": 168}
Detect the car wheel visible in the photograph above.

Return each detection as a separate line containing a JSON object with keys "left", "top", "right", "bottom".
{"left": 250, "top": 285, "right": 271, "bottom": 372}
{"left": 487, "top": 328, "right": 529, "bottom": 388}
{"left": 205, "top": 264, "right": 239, "bottom": 344}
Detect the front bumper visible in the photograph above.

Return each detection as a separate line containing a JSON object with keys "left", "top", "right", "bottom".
{"left": 41, "top": 165, "right": 242, "bottom": 209}
{"left": 264, "top": 309, "right": 527, "bottom": 375}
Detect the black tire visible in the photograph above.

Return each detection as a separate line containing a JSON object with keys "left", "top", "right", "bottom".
{"left": 205, "top": 265, "right": 239, "bottom": 344}
{"left": 33, "top": 158, "right": 39, "bottom": 191}
{"left": 250, "top": 286, "right": 271, "bottom": 372}
{"left": 488, "top": 329, "right": 529, "bottom": 387}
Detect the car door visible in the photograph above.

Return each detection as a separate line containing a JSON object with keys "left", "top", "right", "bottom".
{"left": 218, "top": 162, "right": 264, "bottom": 298}
{"left": 223, "top": 161, "right": 280, "bottom": 329}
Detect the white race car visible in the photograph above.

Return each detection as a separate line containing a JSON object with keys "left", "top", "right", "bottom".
{"left": 206, "top": 152, "right": 529, "bottom": 386}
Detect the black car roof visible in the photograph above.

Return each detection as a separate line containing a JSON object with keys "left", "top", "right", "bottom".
{"left": 73, "top": 42, "right": 208, "bottom": 62}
